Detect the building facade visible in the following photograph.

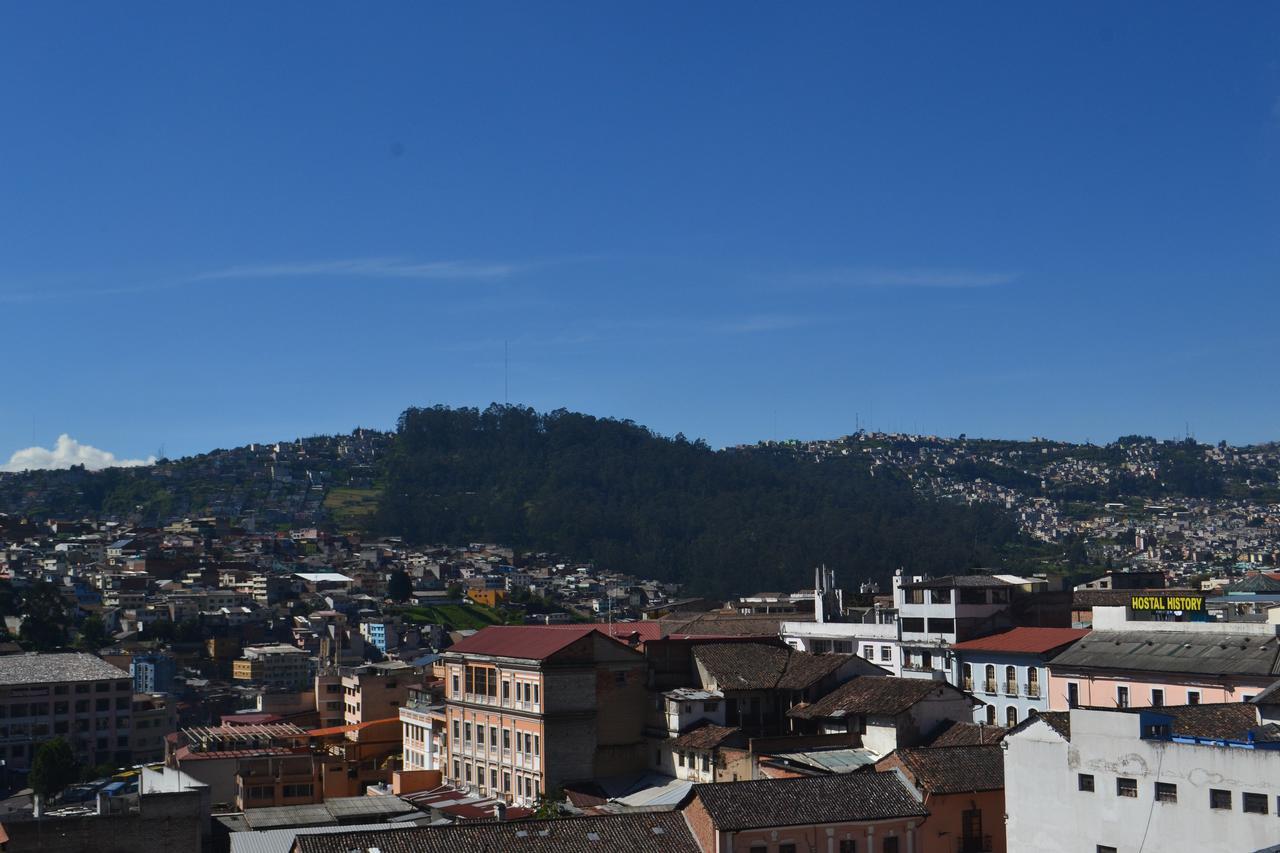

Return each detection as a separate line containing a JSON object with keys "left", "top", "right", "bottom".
{"left": 440, "top": 626, "right": 647, "bottom": 806}
{"left": 950, "top": 627, "right": 1088, "bottom": 727}
{"left": 0, "top": 652, "right": 134, "bottom": 771}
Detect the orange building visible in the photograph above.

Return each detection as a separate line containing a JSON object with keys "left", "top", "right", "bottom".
{"left": 465, "top": 587, "right": 508, "bottom": 607}
{"left": 876, "top": 744, "right": 1006, "bottom": 853}
{"left": 440, "top": 625, "right": 647, "bottom": 805}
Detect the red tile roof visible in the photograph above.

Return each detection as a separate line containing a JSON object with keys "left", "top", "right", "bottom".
{"left": 950, "top": 627, "right": 1089, "bottom": 655}
{"left": 444, "top": 625, "right": 606, "bottom": 660}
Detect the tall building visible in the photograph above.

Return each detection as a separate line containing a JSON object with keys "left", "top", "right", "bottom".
{"left": 233, "top": 643, "right": 313, "bottom": 689}
{"left": 440, "top": 625, "right": 647, "bottom": 805}
{"left": 0, "top": 652, "right": 134, "bottom": 771}
{"left": 130, "top": 652, "right": 177, "bottom": 694}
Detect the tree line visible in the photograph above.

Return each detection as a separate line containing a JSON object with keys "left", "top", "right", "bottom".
{"left": 373, "top": 405, "right": 1028, "bottom": 597}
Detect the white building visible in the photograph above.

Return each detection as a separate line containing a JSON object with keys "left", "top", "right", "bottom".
{"left": 1004, "top": 702, "right": 1280, "bottom": 853}
{"left": 781, "top": 619, "right": 901, "bottom": 676}
{"left": 893, "top": 571, "right": 1035, "bottom": 683}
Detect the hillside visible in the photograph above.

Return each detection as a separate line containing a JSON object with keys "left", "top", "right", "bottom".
{"left": 373, "top": 405, "right": 1028, "bottom": 596}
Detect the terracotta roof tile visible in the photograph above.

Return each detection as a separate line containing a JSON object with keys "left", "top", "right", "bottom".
{"left": 443, "top": 625, "right": 608, "bottom": 660}
{"left": 890, "top": 744, "right": 1005, "bottom": 794}
{"left": 293, "top": 811, "right": 699, "bottom": 853}
{"left": 691, "top": 771, "right": 927, "bottom": 830}
{"left": 789, "top": 676, "right": 969, "bottom": 720}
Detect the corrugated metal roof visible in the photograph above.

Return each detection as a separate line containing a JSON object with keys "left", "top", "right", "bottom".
{"left": 1050, "top": 630, "right": 1280, "bottom": 677}
{"left": 229, "top": 822, "right": 418, "bottom": 853}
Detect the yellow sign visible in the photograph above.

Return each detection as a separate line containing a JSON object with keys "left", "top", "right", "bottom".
{"left": 1130, "top": 595, "right": 1204, "bottom": 612}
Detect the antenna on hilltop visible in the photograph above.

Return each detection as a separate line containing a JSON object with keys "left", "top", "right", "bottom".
{"left": 504, "top": 340, "right": 509, "bottom": 406}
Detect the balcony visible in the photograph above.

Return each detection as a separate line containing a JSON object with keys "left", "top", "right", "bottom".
{"left": 962, "top": 678, "right": 973, "bottom": 692}
{"left": 1026, "top": 684, "right": 1041, "bottom": 699}
{"left": 983, "top": 681, "right": 997, "bottom": 695}
{"left": 1004, "top": 682, "right": 1018, "bottom": 697}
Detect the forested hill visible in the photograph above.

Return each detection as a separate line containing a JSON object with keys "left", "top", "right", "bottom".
{"left": 374, "top": 405, "right": 1027, "bottom": 596}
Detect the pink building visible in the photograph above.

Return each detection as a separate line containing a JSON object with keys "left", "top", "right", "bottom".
{"left": 1047, "top": 627, "right": 1278, "bottom": 711}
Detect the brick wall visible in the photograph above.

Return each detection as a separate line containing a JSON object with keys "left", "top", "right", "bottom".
{"left": 680, "top": 794, "right": 718, "bottom": 853}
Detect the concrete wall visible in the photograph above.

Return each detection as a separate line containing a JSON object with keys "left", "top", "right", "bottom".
{"left": 1005, "top": 708, "right": 1280, "bottom": 853}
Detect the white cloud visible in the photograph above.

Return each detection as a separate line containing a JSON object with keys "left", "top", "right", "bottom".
{"left": 192, "top": 257, "right": 521, "bottom": 282}
{"left": 789, "top": 267, "right": 1020, "bottom": 289}
{"left": 0, "top": 435, "right": 155, "bottom": 473}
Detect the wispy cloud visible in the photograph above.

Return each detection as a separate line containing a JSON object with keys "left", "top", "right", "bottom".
{"left": 788, "top": 267, "right": 1020, "bottom": 289}
{"left": 0, "top": 435, "right": 154, "bottom": 473}
{"left": 712, "top": 314, "right": 819, "bottom": 334}
{"left": 0, "top": 257, "right": 526, "bottom": 304}
{"left": 192, "top": 257, "right": 523, "bottom": 282}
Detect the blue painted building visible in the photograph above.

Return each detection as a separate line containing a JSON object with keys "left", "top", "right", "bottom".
{"left": 131, "top": 652, "right": 177, "bottom": 694}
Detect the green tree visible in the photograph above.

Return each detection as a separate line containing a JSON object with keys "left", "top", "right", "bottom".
{"left": 29, "top": 737, "right": 78, "bottom": 800}
{"left": 386, "top": 569, "right": 413, "bottom": 603}
{"left": 18, "top": 582, "right": 71, "bottom": 651}
{"left": 75, "top": 615, "right": 109, "bottom": 650}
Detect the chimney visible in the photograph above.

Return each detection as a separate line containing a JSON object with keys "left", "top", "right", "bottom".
{"left": 492, "top": 801, "right": 507, "bottom": 821}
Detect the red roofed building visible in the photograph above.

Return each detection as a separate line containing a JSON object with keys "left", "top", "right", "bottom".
{"left": 440, "top": 626, "right": 648, "bottom": 806}
{"left": 950, "top": 627, "right": 1089, "bottom": 727}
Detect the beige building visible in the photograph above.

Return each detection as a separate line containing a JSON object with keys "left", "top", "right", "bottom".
{"left": 233, "top": 644, "right": 313, "bottom": 689}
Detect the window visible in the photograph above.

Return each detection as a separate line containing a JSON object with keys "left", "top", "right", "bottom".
{"left": 963, "top": 663, "right": 973, "bottom": 689}
{"left": 1187, "top": 691, "right": 1200, "bottom": 705}
{"left": 900, "top": 617, "right": 925, "bottom": 633}
{"left": 503, "top": 729, "right": 511, "bottom": 750}
{"left": 1243, "top": 793, "right": 1268, "bottom": 814}
{"left": 1006, "top": 706, "right": 1018, "bottom": 727}
{"left": 908, "top": 589, "right": 926, "bottom": 604}
{"left": 1155, "top": 782, "right": 1177, "bottom": 803}
{"left": 282, "top": 783, "right": 313, "bottom": 798}
{"left": 451, "top": 674, "right": 459, "bottom": 694}
{"left": 678, "top": 751, "right": 685, "bottom": 767}
{"left": 533, "top": 735, "right": 539, "bottom": 756}
{"left": 780, "top": 845, "right": 797, "bottom": 853}
{"left": 985, "top": 665, "right": 997, "bottom": 693}
{"left": 985, "top": 704, "right": 996, "bottom": 725}
{"left": 1078, "top": 774, "right": 1095, "bottom": 792}
{"left": 700, "top": 753, "right": 710, "bottom": 771}
{"left": 1151, "top": 688, "right": 1164, "bottom": 707}
{"left": 1097, "top": 847, "right": 1117, "bottom": 853}
{"left": 1005, "top": 665, "right": 1017, "bottom": 695}
{"left": 464, "top": 722, "right": 471, "bottom": 744}
{"left": 503, "top": 772, "right": 510, "bottom": 791}
{"left": 1116, "top": 777, "right": 1137, "bottom": 798}
{"left": 883, "top": 838, "right": 899, "bottom": 853}
{"left": 929, "top": 588, "right": 952, "bottom": 604}
{"left": 1116, "top": 686, "right": 1129, "bottom": 708}
{"left": 863, "top": 645, "right": 874, "bottom": 659}
{"left": 880, "top": 646, "right": 891, "bottom": 662}
{"left": 926, "top": 618, "right": 955, "bottom": 635}
{"left": 840, "top": 841, "right": 857, "bottom": 853}
{"left": 490, "top": 726, "right": 498, "bottom": 747}
{"left": 1027, "top": 667, "right": 1040, "bottom": 696}
{"left": 464, "top": 764, "right": 471, "bottom": 783}
{"left": 533, "top": 683, "right": 540, "bottom": 703}
{"left": 502, "top": 680, "right": 510, "bottom": 701}
{"left": 1067, "top": 682, "right": 1079, "bottom": 709}
{"left": 703, "top": 701, "right": 718, "bottom": 713}
{"left": 491, "top": 768, "right": 498, "bottom": 789}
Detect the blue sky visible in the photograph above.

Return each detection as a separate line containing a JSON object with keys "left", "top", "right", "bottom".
{"left": 3, "top": 2, "right": 1280, "bottom": 465}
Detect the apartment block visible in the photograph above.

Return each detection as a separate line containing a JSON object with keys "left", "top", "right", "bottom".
{"left": 233, "top": 644, "right": 313, "bottom": 689}
{"left": 0, "top": 652, "right": 134, "bottom": 771}
{"left": 440, "top": 625, "right": 647, "bottom": 805}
